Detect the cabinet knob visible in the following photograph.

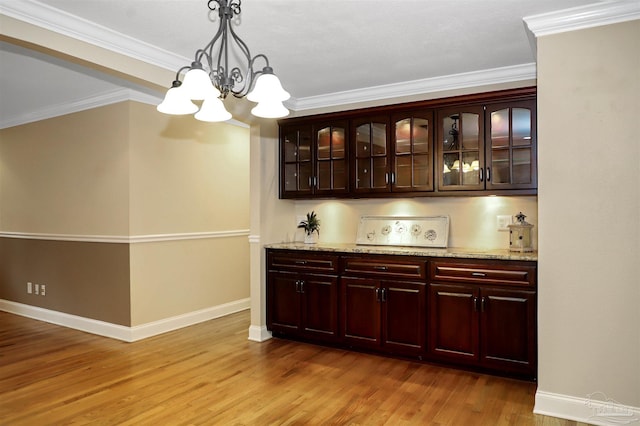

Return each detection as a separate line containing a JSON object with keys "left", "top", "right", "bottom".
{"left": 374, "top": 265, "right": 388, "bottom": 271}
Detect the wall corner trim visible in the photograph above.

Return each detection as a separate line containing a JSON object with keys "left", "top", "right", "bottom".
{"left": 534, "top": 390, "right": 640, "bottom": 426}
{"left": 247, "top": 325, "right": 272, "bottom": 342}
{"left": 0, "top": 298, "right": 250, "bottom": 342}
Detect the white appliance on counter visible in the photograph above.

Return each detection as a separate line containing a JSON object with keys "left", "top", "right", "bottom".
{"left": 355, "top": 216, "right": 450, "bottom": 248}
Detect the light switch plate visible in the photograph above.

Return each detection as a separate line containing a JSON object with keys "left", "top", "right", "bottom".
{"left": 497, "top": 215, "right": 512, "bottom": 231}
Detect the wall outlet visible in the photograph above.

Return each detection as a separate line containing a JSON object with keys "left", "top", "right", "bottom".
{"left": 497, "top": 215, "right": 512, "bottom": 231}
{"left": 41, "top": 284, "right": 46, "bottom": 296}
{"left": 27, "top": 282, "right": 32, "bottom": 294}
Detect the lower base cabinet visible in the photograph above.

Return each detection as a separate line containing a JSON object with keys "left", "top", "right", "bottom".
{"left": 342, "top": 277, "right": 426, "bottom": 357}
{"left": 266, "top": 249, "right": 537, "bottom": 380}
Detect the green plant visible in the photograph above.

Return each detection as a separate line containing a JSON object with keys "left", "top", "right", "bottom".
{"left": 297, "top": 211, "right": 320, "bottom": 236}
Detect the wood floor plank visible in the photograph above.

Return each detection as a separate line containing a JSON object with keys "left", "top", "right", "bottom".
{"left": 0, "top": 310, "right": 589, "bottom": 425}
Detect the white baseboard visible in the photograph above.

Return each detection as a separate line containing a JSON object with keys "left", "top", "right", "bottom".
{"left": 248, "top": 325, "right": 272, "bottom": 342}
{"left": 0, "top": 298, "right": 250, "bottom": 342}
{"left": 535, "top": 390, "right": 640, "bottom": 426}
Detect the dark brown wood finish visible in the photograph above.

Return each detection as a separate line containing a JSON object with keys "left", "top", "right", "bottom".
{"left": 428, "top": 259, "right": 537, "bottom": 377}
{"left": 266, "top": 248, "right": 537, "bottom": 380}
{"left": 267, "top": 251, "right": 340, "bottom": 342}
{"left": 279, "top": 87, "right": 537, "bottom": 199}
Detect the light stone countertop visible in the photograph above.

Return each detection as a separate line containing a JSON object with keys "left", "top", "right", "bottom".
{"left": 264, "top": 242, "right": 537, "bottom": 262}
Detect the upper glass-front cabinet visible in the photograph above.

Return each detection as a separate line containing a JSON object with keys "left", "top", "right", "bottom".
{"left": 437, "top": 106, "right": 485, "bottom": 191}
{"left": 315, "top": 121, "right": 349, "bottom": 195}
{"left": 392, "top": 110, "right": 434, "bottom": 192}
{"left": 485, "top": 100, "right": 537, "bottom": 190}
{"left": 281, "top": 124, "right": 313, "bottom": 197}
{"left": 352, "top": 116, "right": 390, "bottom": 193}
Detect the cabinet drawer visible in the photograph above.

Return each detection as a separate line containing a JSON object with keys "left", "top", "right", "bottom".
{"left": 430, "top": 261, "right": 536, "bottom": 287}
{"left": 268, "top": 250, "right": 339, "bottom": 274}
{"left": 342, "top": 256, "right": 427, "bottom": 280}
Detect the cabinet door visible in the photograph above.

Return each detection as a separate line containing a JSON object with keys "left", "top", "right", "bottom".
{"left": 428, "top": 283, "right": 479, "bottom": 363}
{"left": 300, "top": 275, "right": 339, "bottom": 341}
{"left": 485, "top": 100, "right": 537, "bottom": 190}
{"left": 382, "top": 281, "right": 426, "bottom": 356}
{"left": 392, "top": 111, "right": 434, "bottom": 192}
{"left": 267, "top": 273, "right": 301, "bottom": 334}
{"left": 436, "top": 106, "right": 485, "bottom": 191}
{"left": 314, "top": 121, "right": 349, "bottom": 196}
{"left": 480, "top": 288, "right": 536, "bottom": 375}
{"left": 341, "top": 277, "right": 381, "bottom": 349}
{"left": 352, "top": 116, "right": 390, "bottom": 194}
{"left": 280, "top": 124, "right": 313, "bottom": 197}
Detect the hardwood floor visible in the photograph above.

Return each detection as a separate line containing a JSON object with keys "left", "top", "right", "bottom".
{"left": 0, "top": 310, "right": 587, "bottom": 425}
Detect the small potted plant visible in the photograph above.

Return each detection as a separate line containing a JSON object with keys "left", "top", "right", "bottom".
{"left": 298, "top": 211, "right": 320, "bottom": 244}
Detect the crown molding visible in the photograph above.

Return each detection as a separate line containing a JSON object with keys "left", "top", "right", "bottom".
{"left": 0, "top": 0, "right": 187, "bottom": 71}
{"left": 289, "top": 63, "right": 537, "bottom": 111}
{"left": 524, "top": 0, "right": 640, "bottom": 38}
{"left": 0, "top": 88, "right": 162, "bottom": 129}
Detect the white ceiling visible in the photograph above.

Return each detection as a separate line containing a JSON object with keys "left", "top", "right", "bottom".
{"left": 0, "top": 0, "right": 602, "bottom": 127}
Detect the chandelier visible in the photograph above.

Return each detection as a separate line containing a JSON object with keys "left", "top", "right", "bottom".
{"left": 157, "top": 0, "right": 290, "bottom": 121}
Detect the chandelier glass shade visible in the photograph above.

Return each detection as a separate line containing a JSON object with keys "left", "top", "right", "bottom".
{"left": 157, "top": 0, "right": 290, "bottom": 122}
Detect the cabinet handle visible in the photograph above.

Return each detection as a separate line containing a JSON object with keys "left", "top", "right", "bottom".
{"left": 299, "top": 280, "right": 305, "bottom": 294}
{"left": 381, "top": 288, "right": 387, "bottom": 302}
{"left": 473, "top": 297, "right": 479, "bottom": 311}
{"left": 479, "top": 168, "right": 484, "bottom": 182}
{"left": 471, "top": 272, "right": 486, "bottom": 277}
{"left": 385, "top": 172, "right": 389, "bottom": 185}
{"left": 486, "top": 167, "right": 491, "bottom": 182}
{"left": 391, "top": 172, "right": 396, "bottom": 185}
{"left": 295, "top": 280, "right": 300, "bottom": 293}
{"left": 295, "top": 260, "right": 307, "bottom": 265}
{"left": 481, "top": 297, "right": 486, "bottom": 312}
{"left": 374, "top": 265, "right": 388, "bottom": 271}
{"left": 313, "top": 176, "right": 318, "bottom": 187}
{"left": 375, "top": 287, "right": 381, "bottom": 302}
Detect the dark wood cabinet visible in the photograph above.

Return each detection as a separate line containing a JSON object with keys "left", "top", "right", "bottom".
{"left": 265, "top": 248, "right": 537, "bottom": 380}
{"left": 341, "top": 255, "right": 427, "bottom": 357}
{"left": 280, "top": 120, "right": 349, "bottom": 198}
{"left": 267, "top": 251, "right": 339, "bottom": 342}
{"left": 279, "top": 87, "right": 536, "bottom": 199}
{"left": 435, "top": 99, "right": 537, "bottom": 193}
{"left": 428, "top": 259, "right": 537, "bottom": 377}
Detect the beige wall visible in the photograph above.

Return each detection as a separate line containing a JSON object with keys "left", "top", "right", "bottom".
{"left": 292, "top": 197, "right": 537, "bottom": 250}
{"left": 537, "top": 20, "right": 640, "bottom": 407}
{"left": 128, "top": 103, "right": 250, "bottom": 234}
{"left": 0, "top": 104, "right": 130, "bottom": 235}
{"left": 0, "top": 100, "right": 251, "bottom": 328}
{"left": 128, "top": 102, "right": 250, "bottom": 325}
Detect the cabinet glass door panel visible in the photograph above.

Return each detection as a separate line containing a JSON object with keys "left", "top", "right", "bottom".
{"left": 395, "top": 119, "right": 412, "bottom": 154}
{"left": 372, "top": 123, "right": 387, "bottom": 155}
{"left": 392, "top": 112, "right": 433, "bottom": 192}
{"left": 461, "top": 152, "right": 480, "bottom": 186}
{"left": 491, "top": 149, "right": 510, "bottom": 184}
{"left": 353, "top": 118, "right": 389, "bottom": 193}
{"left": 442, "top": 152, "right": 460, "bottom": 187}
{"left": 372, "top": 157, "right": 388, "bottom": 188}
{"left": 281, "top": 126, "right": 313, "bottom": 196}
{"left": 314, "top": 123, "right": 348, "bottom": 194}
{"left": 299, "top": 163, "right": 312, "bottom": 191}
{"left": 486, "top": 100, "right": 536, "bottom": 190}
{"left": 461, "top": 113, "right": 480, "bottom": 150}
{"left": 437, "top": 106, "right": 485, "bottom": 191}
{"left": 317, "top": 161, "right": 331, "bottom": 190}
{"left": 356, "top": 159, "right": 371, "bottom": 189}
{"left": 395, "top": 155, "right": 412, "bottom": 188}
{"left": 490, "top": 109, "right": 510, "bottom": 149}
{"left": 317, "top": 127, "right": 331, "bottom": 160}
{"left": 512, "top": 108, "right": 532, "bottom": 147}
{"left": 513, "top": 148, "right": 532, "bottom": 184}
